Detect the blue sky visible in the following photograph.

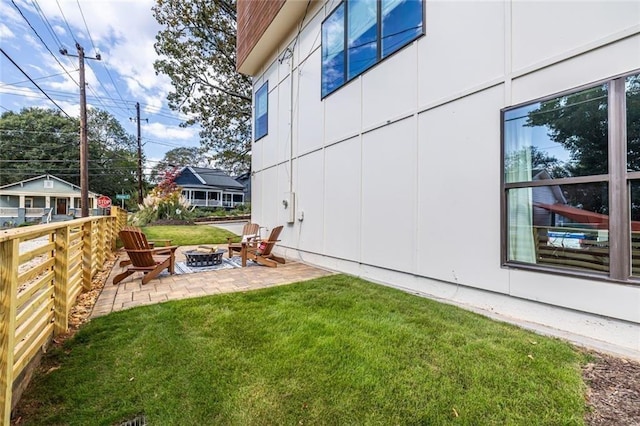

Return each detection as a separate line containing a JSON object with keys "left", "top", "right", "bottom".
{"left": 0, "top": 0, "right": 202, "bottom": 168}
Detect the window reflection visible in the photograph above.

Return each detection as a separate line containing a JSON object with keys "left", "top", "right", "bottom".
{"left": 504, "top": 85, "right": 608, "bottom": 184}
{"left": 627, "top": 74, "right": 640, "bottom": 171}
{"left": 629, "top": 181, "right": 640, "bottom": 277}
{"left": 348, "top": 0, "right": 377, "bottom": 79}
{"left": 321, "top": 0, "right": 424, "bottom": 97}
{"left": 254, "top": 82, "right": 268, "bottom": 140}
{"left": 322, "top": 3, "right": 345, "bottom": 97}
{"left": 381, "top": 0, "right": 423, "bottom": 57}
{"left": 507, "top": 182, "right": 609, "bottom": 273}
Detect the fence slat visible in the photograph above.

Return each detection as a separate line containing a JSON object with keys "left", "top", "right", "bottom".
{"left": 53, "top": 227, "right": 70, "bottom": 335}
{"left": 0, "top": 239, "right": 19, "bottom": 425}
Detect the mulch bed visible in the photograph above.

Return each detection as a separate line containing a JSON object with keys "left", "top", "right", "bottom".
{"left": 583, "top": 351, "right": 640, "bottom": 425}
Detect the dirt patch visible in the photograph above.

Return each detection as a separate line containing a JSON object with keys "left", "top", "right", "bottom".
{"left": 583, "top": 351, "right": 640, "bottom": 425}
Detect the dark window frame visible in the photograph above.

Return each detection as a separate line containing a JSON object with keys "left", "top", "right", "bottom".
{"left": 500, "top": 69, "right": 640, "bottom": 284}
{"left": 321, "top": 0, "right": 425, "bottom": 99}
{"left": 254, "top": 81, "right": 269, "bottom": 141}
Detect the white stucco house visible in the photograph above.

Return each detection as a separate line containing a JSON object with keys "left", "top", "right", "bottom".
{"left": 236, "top": 0, "right": 640, "bottom": 355}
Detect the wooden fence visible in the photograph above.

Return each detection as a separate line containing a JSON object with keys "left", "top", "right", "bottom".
{"left": 0, "top": 207, "right": 127, "bottom": 424}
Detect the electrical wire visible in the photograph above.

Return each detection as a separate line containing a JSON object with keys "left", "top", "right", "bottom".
{"left": 0, "top": 48, "right": 72, "bottom": 119}
{"left": 32, "top": 0, "right": 64, "bottom": 48}
{"left": 76, "top": 0, "right": 97, "bottom": 54}
{"left": 55, "top": 0, "right": 77, "bottom": 44}
{"left": 10, "top": 0, "right": 80, "bottom": 87}
{"left": 0, "top": 70, "right": 78, "bottom": 88}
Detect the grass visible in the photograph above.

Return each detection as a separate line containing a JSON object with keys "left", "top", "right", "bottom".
{"left": 141, "top": 225, "right": 239, "bottom": 246}
{"left": 17, "top": 276, "right": 588, "bottom": 425}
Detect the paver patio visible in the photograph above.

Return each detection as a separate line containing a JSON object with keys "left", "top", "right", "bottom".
{"left": 91, "top": 246, "right": 335, "bottom": 317}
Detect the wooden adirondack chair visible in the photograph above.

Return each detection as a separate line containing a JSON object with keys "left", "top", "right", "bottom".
{"left": 118, "top": 226, "right": 172, "bottom": 267}
{"left": 227, "top": 222, "right": 260, "bottom": 258}
{"left": 113, "top": 228, "right": 178, "bottom": 285}
{"left": 244, "top": 225, "right": 285, "bottom": 267}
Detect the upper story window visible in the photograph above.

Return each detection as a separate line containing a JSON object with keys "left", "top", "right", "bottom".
{"left": 321, "top": 0, "right": 425, "bottom": 98}
{"left": 501, "top": 71, "right": 640, "bottom": 282}
{"left": 254, "top": 82, "right": 268, "bottom": 140}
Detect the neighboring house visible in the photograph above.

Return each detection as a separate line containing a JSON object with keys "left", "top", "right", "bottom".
{"left": 0, "top": 174, "right": 100, "bottom": 226}
{"left": 531, "top": 170, "right": 567, "bottom": 227}
{"left": 237, "top": 0, "right": 640, "bottom": 353}
{"left": 175, "top": 167, "right": 245, "bottom": 208}
{"left": 235, "top": 171, "right": 252, "bottom": 203}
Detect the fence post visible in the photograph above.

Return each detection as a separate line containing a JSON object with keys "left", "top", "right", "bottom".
{"left": 0, "top": 239, "right": 19, "bottom": 424}
{"left": 82, "top": 220, "right": 93, "bottom": 290}
{"left": 53, "top": 226, "right": 70, "bottom": 335}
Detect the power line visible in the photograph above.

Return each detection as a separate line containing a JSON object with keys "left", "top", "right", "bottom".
{"left": 32, "top": 0, "right": 64, "bottom": 48}
{"left": 0, "top": 48, "right": 72, "bottom": 119}
{"left": 76, "top": 0, "right": 98, "bottom": 54}
{"left": 55, "top": 0, "right": 77, "bottom": 44}
{"left": 10, "top": 0, "right": 80, "bottom": 87}
{"left": 0, "top": 70, "right": 78, "bottom": 88}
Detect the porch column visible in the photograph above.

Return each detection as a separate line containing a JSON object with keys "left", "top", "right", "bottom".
{"left": 19, "top": 195, "right": 25, "bottom": 208}
{"left": 45, "top": 196, "right": 51, "bottom": 209}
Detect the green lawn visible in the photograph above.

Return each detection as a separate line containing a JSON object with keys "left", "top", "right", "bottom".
{"left": 17, "top": 276, "right": 588, "bottom": 425}
{"left": 141, "top": 225, "right": 239, "bottom": 246}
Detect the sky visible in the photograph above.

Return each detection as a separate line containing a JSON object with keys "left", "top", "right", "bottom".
{"left": 0, "top": 0, "right": 201, "bottom": 170}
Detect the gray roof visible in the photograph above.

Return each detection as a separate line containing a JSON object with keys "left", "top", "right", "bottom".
{"left": 185, "top": 167, "right": 244, "bottom": 190}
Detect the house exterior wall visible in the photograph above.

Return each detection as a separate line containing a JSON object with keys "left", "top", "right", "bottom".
{"left": 244, "top": 0, "right": 640, "bottom": 353}
{"left": 237, "top": 0, "right": 286, "bottom": 70}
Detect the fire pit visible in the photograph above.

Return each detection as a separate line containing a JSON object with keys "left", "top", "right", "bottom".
{"left": 184, "top": 249, "right": 227, "bottom": 267}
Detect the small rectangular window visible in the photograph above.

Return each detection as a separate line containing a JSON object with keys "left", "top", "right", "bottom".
{"left": 254, "top": 82, "right": 268, "bottom": 140}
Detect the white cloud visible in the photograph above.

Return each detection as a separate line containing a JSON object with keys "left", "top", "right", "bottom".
{"left": 144, "top": 122, "right": 198, "bottom": 140}
{"left": 0, "top": 23, "right": 15, "bottom": 39}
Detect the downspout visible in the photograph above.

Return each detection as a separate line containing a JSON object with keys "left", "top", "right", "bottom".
{"left": 289, "top": 51, "right": 294, "bottom": 200}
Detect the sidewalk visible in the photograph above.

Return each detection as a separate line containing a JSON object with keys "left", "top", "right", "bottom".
{"left": 91, "top": 246, "right": 335, "bottom": 318}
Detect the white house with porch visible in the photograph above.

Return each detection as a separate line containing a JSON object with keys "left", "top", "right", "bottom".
{"left": 175, "top": 167, "right": 245, "bottom": 208}
{"left": 0, "top": 174, "right": 99, "bottom": 226}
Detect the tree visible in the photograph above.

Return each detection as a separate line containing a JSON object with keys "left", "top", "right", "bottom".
{"left": 0, "top": 107, "right": 138, "bottom": 199}
{"left": 149, "top": 146, "right": 210, "bottom": 183}
{"left": 526, "top": 76, "right": 640, "bottom": 216}
{"left": 153, "top": 0, "right": 252, "bottom": 175}
{"left": 0, "top": 108, "right": 79, "bottom": 186}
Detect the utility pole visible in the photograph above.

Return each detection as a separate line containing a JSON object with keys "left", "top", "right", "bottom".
{"left": 61, "top": 43, "right": 100, "bottom": 217}
{"left": 78, "top": 44, "right": 89, "bottom": 218}
{"left": 131, "top": 102, "right": 147, "bottom": 204}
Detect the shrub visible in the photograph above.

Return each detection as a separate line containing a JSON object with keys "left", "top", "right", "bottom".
{"left": 131, "top": 168, "right": 195, "bottom": 226}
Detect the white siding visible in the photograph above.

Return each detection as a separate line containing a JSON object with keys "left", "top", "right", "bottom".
{"left": 249, "top": 0, "right": 640, "bottom": 352}
{"left": 324, "top": 136, "right": 361, "bottom": 261}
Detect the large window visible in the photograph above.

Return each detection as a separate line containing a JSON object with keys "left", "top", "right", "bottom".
{"left": 321, "top": 0, "right": 424, "bottom": 98}
{"left": 254, "top": 82, "right": 268, "bottom": 140}
{"left": 502, "top": 71, "right": 640, "bottom": 281}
